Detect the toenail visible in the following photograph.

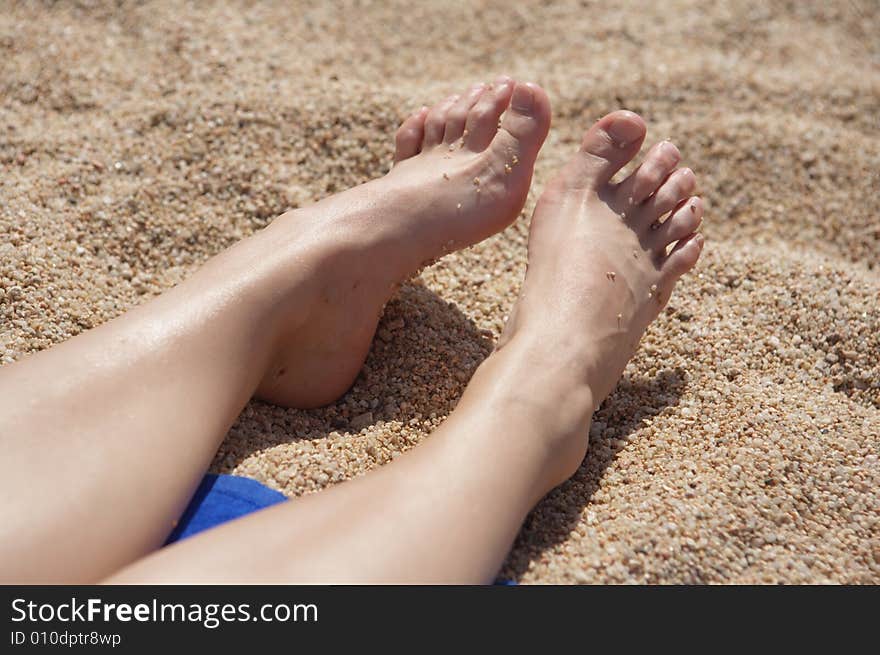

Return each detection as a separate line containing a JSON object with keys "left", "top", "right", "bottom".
{"left": 606, "top": 116, "right": 644, "bottom": 147}
{"left": 661, "top": 141, "right": 681, "bottom": 161}
{"left": 511, "top": 84, "right": 535, "bottom": 113}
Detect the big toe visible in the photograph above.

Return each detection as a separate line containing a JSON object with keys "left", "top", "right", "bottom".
{"left": 562, "top": 110, "right": 647, "bottom": 190}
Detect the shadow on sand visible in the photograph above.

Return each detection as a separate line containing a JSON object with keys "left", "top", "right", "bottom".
{"left": 217, "top": 277, "right": 493, "bottom": 461}
{"left": 502, "top": 368, "right": 687, "bottom": 581}
{"left": 217, "top": 279, "right": 686, "bottom": 582}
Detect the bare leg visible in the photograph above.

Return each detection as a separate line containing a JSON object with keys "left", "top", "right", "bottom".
{"left": 0, "top": 78, "right": 551, "bottom": 583}
{"left": 109, "top": 111, "right": 703, "bottom": 584}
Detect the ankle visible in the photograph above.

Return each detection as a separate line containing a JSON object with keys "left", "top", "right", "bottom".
{"left": 492, "top": 335, "right": 596, "bottom": 424}
{"left": 499, "top": 307, "right": 626, "bottom": 402}
{"left": 266, "top": 179, "right": 430, "bottom": 282}
{"left": 471, "top": 336, "right": 597, "bottom": 486}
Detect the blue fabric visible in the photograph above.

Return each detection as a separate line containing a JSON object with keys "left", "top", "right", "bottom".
{"left": 165, "top": 473, "right": 287, "bottom": 544}
{"left": 165, "top": 472, "right": 517, "bottom": 585}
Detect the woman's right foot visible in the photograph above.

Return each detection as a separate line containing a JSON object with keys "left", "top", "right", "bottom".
{"left": 496, "top": 110, "right": 704, "bottom": 485}
{"left": 255, "top": 77, "right": 551, "bottom": 408}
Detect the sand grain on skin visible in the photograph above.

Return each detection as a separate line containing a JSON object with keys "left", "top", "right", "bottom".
{"left": 1, "top": 0, "right": 878, "bottom": 583}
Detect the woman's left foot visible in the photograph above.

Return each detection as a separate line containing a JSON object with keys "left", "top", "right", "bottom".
{"left": 255, "top": 77, "right": 551, "bottom": 408}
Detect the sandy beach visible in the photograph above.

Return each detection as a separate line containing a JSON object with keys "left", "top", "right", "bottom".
{"left": 1, "top": 0, "right": 877, "bottom": 583}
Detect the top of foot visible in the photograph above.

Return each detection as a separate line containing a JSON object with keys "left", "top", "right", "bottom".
{"left": 384, "top": 75, "right": 552, "bottom": 268}
{"left": 502, "top": 110, "right": 704, "bottom": 408}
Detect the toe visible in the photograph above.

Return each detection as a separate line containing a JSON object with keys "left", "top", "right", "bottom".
{"left": 393, "top": 106, "right": 429, "bottom": 164}
{"left": 443, "top": 83, "right": 487, "bottom": 143}
{"left": 643, "top": 167, "right": 696, "bottom": 218}
{"left": 651, "top": 196, "right": 703, "bottom": 249}
{"left": 663, "top": 232, "right": 704, "bottom": 280}
{"left": 565, "top": 110, "right": 646, "bottom": 189}
{"left": 616, "top": 140, "right": 681, "bottom": 204}
{"left": 464, "top": 76, "right": 515, "bottom": 151}
{"left": 488, "top": 81, "right": 552, "bottom": 163}
{"left": 423, "top": 94, "right": 460, "bottom": 147}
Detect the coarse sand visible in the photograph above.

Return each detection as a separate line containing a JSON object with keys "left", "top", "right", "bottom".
{"left": 1, "top": 1, "right": 877, "bottom": 583}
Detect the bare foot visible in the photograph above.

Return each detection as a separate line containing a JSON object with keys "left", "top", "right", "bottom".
{"left": 256, "top": 77, "right": 551, "bottom": 408}
{"left": 497, "top": 110, "right": 704, "bottom": 484}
